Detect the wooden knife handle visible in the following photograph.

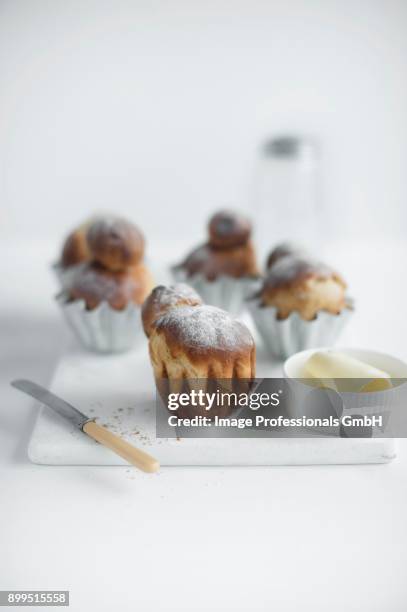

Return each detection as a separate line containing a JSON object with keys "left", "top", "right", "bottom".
{"left": 83, "top": 421, "right": 159, "bottom": 473}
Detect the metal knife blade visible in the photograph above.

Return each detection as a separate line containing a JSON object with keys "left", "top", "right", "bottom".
{"left": 11, "top": 379, "right": 94, "bottom": 430}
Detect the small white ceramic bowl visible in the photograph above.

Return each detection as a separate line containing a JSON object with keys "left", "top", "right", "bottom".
{"left": 283, "top": 346, "right": 407, "bottom": 439}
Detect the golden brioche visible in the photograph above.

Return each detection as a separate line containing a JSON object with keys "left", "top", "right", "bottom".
{"left": 68, "top": 262, "right": 154, "bottom": 311}
{"left": 87, "top": 216, "right": 145, "bottom": 271}
{"left": 149, "top": 305, "right": 256, "bottom": 418}
{"left": 208, "top": 210, "right": 252, "bottom": 249}
{"left": 176, "top": 241, "right": 258, "bottom": 281}
{"left": 259, "top": 255, "right": 347, "bottom": 320}
{"left": 142, "top": 284, "right": 202, "bottom": 338}
{"left": 150, "top": 305, "right": 255, "bottom": 376}
{"left": 176, "top": 209, "right": 259, "bottom": 281}
{"left": 266, "top": 242, "right": 308, "bottom": 269}
{"left": 61, "top": 222, "right": 91, "bottom": 268}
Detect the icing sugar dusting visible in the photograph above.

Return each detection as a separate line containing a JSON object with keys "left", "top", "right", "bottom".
{"left": 155, "top": 305, "right": 254, "bottom": 352}
{"left": 151, "top": 284, "right": 202, "bottom": 307}
{"left": 70, "top": 264, "right": 135, "bottom": 301}
{"left": 87, "top": 215, "right": 143, "bottom": 246}
{"left": 182, "top": 244, "right": 210, "bottom": 265}
{"left": 265, "top": 255, "right": 334, "bottom": 288}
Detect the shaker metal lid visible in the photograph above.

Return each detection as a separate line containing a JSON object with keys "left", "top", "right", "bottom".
{"left": 262, "top": 135, "right": 318, "bottom": 159}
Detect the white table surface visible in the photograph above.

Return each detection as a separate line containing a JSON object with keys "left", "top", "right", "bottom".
{"left": 1, "top": 239, "right": 407, "bottom": 612}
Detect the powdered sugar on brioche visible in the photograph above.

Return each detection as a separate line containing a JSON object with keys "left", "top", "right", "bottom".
{"left": 154, "top": 305, "right": 254, "bottom": 352}
{"left": 264, "top": 255, "right": 339, "bottom": 290}
{"left": 69, "top": 262, "right": 147, "bottom": 305}
{"left": 88, "top": 215, "right": 135, "bottom": 237}
{"left": 151, "top": 284, "right": 202, "bottom": 307}
{"left": 70, "top": 264, "right": 121, "bottom": 300}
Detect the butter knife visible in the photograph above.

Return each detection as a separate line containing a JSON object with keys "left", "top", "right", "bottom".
{"left": 11, "top": 379, "right": 159, "bottom": 473}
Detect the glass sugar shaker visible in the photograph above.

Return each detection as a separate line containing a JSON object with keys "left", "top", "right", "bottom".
{"left": 252, "top": 135, "right": 321, "bottom": 263}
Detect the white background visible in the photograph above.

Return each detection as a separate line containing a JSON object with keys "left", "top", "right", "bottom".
{"left": 1, "top": 2, "right": 407, "bottom": 611}
{"left": 1, "top": 0, "right": 407, "bottom": 249}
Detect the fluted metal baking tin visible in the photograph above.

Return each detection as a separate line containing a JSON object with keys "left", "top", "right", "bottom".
{"left": 52, "top": 263, "right": 80, "bottom": 290}
{"left": 57, "top": 293, "right": 144, "bottom": 353}
{"left": 248, "top": 298, "right": 353, "bottom": 360}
